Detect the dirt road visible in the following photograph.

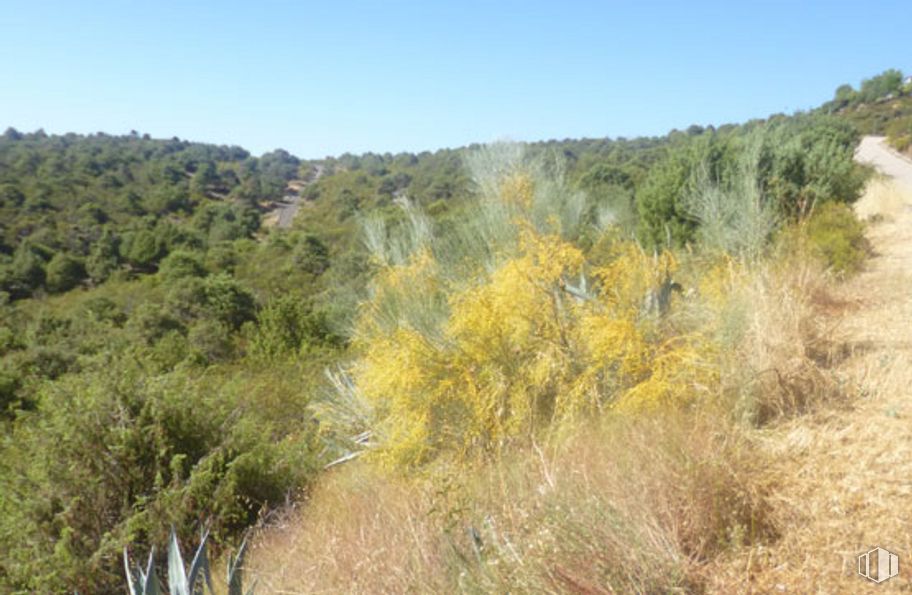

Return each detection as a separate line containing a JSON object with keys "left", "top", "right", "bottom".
{"left": 856, "top": 136, "right": 912, "bottom": 191}
{"left": 270, "top": 164, "right": 325, "bottom": 229}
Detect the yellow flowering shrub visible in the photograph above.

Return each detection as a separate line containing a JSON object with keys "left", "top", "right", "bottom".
{"left": 350, "top": 173, "right": 723, "bottom": 467}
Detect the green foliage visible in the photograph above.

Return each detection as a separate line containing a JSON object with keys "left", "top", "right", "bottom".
{"left": 292, "top": 234, "right": 330, "bottom": 276}
{"left": 201, "top": 274, "right": 256, "bottom": 330}
{"left": 636, "top": 133, "right": 735, "bottom": 246}
{"left": 756, "top": 115, "right": 863, "bottom": 218}
{"left": 0, "top": 361, "right": 317, "bottom": 593}
{"left": 824, "top": 68, "right": 906, "bottom": 111}
{"left": 859, "top": 69, "right": 904, "bottom": 102}
{"left": 685, "top": 137, "right": 778, "bottom": 261}
{"left": 0, "top": 131, "right": 292, "bottom": 299}
{"left": 637, "top": 116, "right": 863, "bottom": 248}
{"left": 159, "top": 250, "right": 208, "bottom": 281}
{"left": 248, "top": 295, "right": 339, "bottom": 361}
{"left": 804, "top": 202, "right": 868, "bottom": 275}
{"left": 86, "top": 228, "right": 121, "bottom": 283}
{"left": 45, "top": 253, "right": 86, "bottom": 293}
{"left": 6, "top": 243, "right": 47, "bottom": 297}
{"left": 123, "top": 229, "right": 165, "bottom": 270}
{"left": 0, "top": 365, "right": 22, "bottom": 416}
{"left": 886, "top": 115, "right": 912, "bottom": 153}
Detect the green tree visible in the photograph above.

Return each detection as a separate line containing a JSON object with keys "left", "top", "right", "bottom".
{"left": 636, "top": 135, "right": 734, "bottom": 247}
{"left": 190, "top": 161, "right": 218, "bottom": 196}
{"left": 831, "top": 83, "right": 857, "bottom": 109}
{"left": 45, "top": 253, "right": 86, "bottom": 293}
{"left": 122, "top": 230, "right": 164, "bottom": 271}
{"left": 202, "top": 274, "right": 256, "bottom": 329}
{"left": 859, "top": 69, "right": 904, "bottom": 103}
{"left": 86, "top": 229, "right": 120, "bottom": 283}
{"left": 8, "top": 244, "right": 46, "bottom": 296}
{"left": 293, "top": 234, "right": 331, "bottom": 276}
{"left": 158, "top": 250, "right": 207, "bottom": 280}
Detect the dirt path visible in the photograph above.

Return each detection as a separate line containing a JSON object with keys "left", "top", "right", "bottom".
{"left": 710, "top": 138, "right": 912, "bottom": 592}
{"left": 857, "top": 136, "right": 912, "bottom": 191}
{"left": 266, "top": 164, "right": 325, "bottom": 229}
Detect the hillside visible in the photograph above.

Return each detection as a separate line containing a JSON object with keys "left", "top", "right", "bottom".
{"left": 0, "top": 69, "right": 909, "bottom": 593}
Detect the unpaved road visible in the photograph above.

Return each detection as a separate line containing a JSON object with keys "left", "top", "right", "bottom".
{"left": 271, "top": 164, "right": 325, "bottom": 229}
{"left": 856, "top": 136, "right": 912, "bottom": 191}
{"left": 710, "top": 137, "right": 912, "bottom": 591}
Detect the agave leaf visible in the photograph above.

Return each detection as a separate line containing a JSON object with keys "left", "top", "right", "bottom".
{"left": 145, "top": 573, "right": 163, "bottom": 595}
{"left": 143, "top": 547, "right": 161, "bottom": 595}
{"left": 187, "top": 529, "right": 214, "bottom": 595}
{"left": 168, "top": 528, "right": 189, "bottom": 595}
{"left": 124, "top": 547, "right": 141, "bottom": 595}
{"left": 226, "top": 537, "right": 248, "bottom": 595}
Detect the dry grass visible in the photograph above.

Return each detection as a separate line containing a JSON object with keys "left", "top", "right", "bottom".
{"left": 731, "top": 259, "right": 847, "bottom": 424}
{"left": 705, "top": 176, "right": 912, "bottom": 591}
{"left": 854, "top": 177, "right": 909, "bottom": 221}
{"left": 247, "top": 410, "right": 776, "bottom": 594}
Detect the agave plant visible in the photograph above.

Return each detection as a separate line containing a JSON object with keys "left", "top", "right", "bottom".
{"left": 124, "top": 527, "right": 254, "bottom": 595}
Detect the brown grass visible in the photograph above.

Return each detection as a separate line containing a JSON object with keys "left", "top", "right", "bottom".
{"left": 247, "top": 409, "right": 776, "bottom": 593}
{"left": 704, "top": 177, "right": 912, "bottom": 591}
{"left": 854, "top": 178, "right": 908, "bottom": 221}
{"left": 732, "top": 259, "right": 847, "bottom": 424}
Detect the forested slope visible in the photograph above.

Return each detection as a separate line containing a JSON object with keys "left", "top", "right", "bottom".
{"left": 0, "top": 69, "right": 907, "bottom": 592}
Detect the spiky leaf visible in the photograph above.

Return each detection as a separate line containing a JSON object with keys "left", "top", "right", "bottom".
{"left": 187, "top": 529, "right": 214, "bottom": 595}
{"left": 226, "top": 537, "right": 248, "bottom": 595}
{"left": 168, "top": 529, "right": 189, "bottom": 595}
{"left": 123, "top": 548, "right": 142, "bottom": 595}
{"left": 143, "top": 547, "right": 162, "bottom": 595}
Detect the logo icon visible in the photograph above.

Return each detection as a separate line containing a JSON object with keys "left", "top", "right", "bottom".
{"left": 858, "top": 547, "right": 899, "bottom": 583}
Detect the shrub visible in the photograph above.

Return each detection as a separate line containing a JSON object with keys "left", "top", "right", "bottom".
{"left": 804, "top": 202, "right": 868, "bottom": 275}
{"left": 249, "top": 295, "right": 339, "bottom": 361}
{"left": 45, "top": 253, "right": 86, "bottom": 293}
{"left": 637, "top": 134, "right": 735, "bottom": 247}
{"left": 86, "top": 229, "right": 121, "bottom": 283}
{"left": 0, "top": 360, "right": 318, "bottom": 593}
{"left": 329, "top": 144, "right": 719, "bottom": 467}
{"left": 159, "top": 250, "right": 207, "bottom": 281}
{"left": 756, "top": 115, "right": 863, "bottom": 218}
{"left": 0, "top": 366, "right": 22, "bottom": 416}
{"left": 202, "top": 274, "right": 256, "bottom": 330}
{"left": 188, "top": 318, "right": 234, "bottom": 363}
{"left": 122, "top": 229, "right": 165, "bottom": 271}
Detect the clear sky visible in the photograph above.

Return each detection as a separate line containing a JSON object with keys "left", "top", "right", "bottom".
{"left": 1, "top": 0, "right": 908, "bottom": 158}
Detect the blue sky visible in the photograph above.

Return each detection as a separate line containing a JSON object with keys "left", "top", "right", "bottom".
{"left": 0, "top": 0, "right": 908, "bottom": 158}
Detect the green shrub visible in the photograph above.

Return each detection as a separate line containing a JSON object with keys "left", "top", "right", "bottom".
{"left": 123, "top": 230, "right": 165, "bottom": 271}
{"left": 0, "top": 366, "right": 22, "bottom": 416}
{"left": 249, "top": 295, "right": 339, "bottom": 361}
{"left": 45, "top": 253, "right": 86, "bottom": 293}
{"left": 86, "top": 229, "right": 121, "bottom": 283}
{"left": 159, "top": 250, "right": 208, "bottom": 281}
{"left": 0, "top": 360, "right": 318, "bottom": 593}
{"left": 804, "top": 202, "right": 868, "bottom": 274}
{"left": 637, "top": 134, "right": 735, "bottom": 247}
